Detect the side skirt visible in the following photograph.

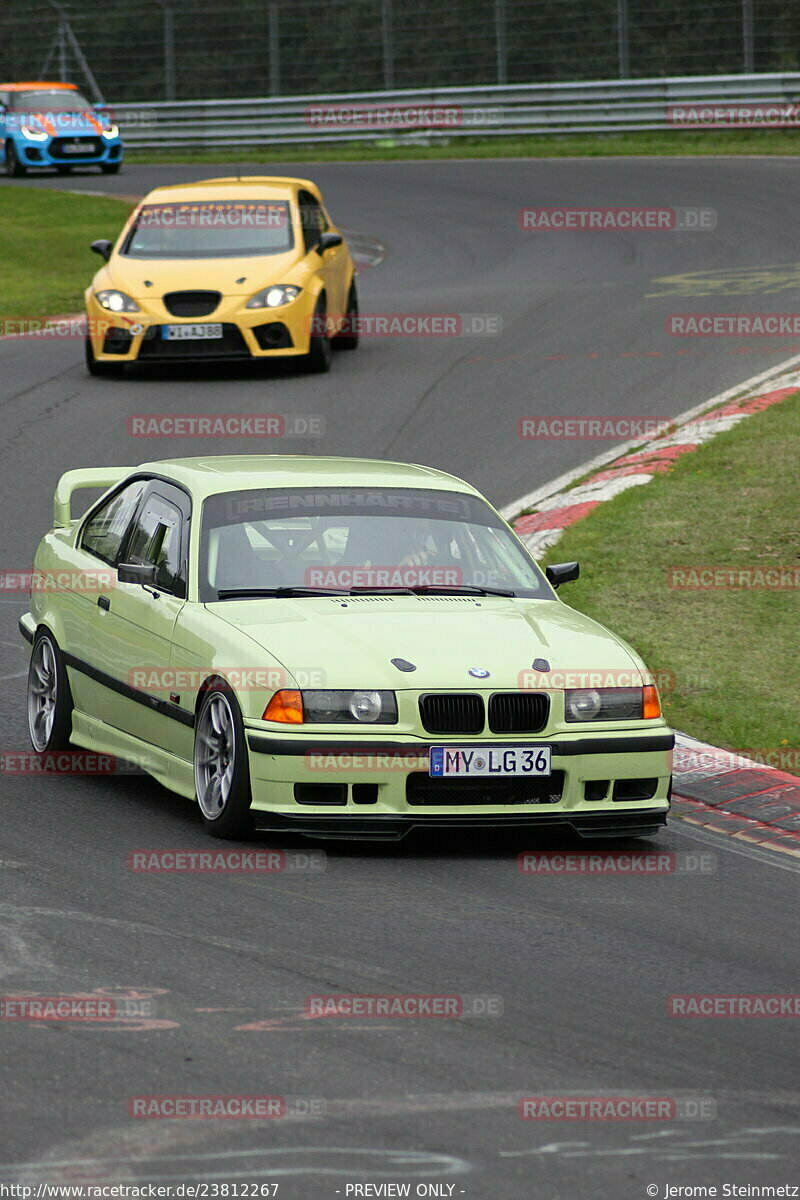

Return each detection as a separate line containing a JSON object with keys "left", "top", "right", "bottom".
{"left": 70, "top": 710, "right": 196, "bottom": 801}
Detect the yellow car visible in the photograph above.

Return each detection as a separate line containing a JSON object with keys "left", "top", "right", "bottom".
{"left": 84, "top": 176, "right": 358, "bottom": 375}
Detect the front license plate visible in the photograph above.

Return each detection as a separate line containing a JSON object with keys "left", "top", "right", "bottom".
{"left": 62, "top": 142, "right": 94, "bottom": 154}
{"left": 429, "top": 745, "right": 551, "bottom": 777}
{"left": 162, "top": 324, "right": 223, "bottom": 340}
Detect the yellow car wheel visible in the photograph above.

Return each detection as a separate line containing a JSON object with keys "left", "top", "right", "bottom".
{"left": 304, "top": 296, "right": 333, "bottom": 374}
{"left": 333, "top": 282, "right": 359, "bottom": 351}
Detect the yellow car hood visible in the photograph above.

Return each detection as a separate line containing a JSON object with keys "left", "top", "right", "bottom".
{"left": 209, "top": 596, "right": 644, "bottom": 691}
{"left": 105, "top": 251, "right": 301, "bottom": 300}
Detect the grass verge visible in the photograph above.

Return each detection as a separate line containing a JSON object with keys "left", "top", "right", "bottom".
{"left": 0, "top": 188, "right": 131, "bottom": 320}
{"left": 127, "top": 128, "right": 800, "bottom": 164}
{"left": 539, "top": 389, "right": 800, "bottom": 755}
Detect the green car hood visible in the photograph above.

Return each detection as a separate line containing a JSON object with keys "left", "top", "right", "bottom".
{"left": 208, "top": 595, "right": 644, "bottom": 690}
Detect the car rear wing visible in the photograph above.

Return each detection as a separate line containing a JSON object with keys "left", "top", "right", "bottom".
{"left": 53, "top": 467, "right": 128, "bottom": 529}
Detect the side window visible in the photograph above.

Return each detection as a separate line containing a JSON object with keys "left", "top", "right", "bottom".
{"left": 81, "top": 481, "right": 146, "bottom": 566}
{"left": 298, "top": 190, "right": 326, "bottom": 254}
{"left": 124, "top": 493, "right": 185, "bottom": 596}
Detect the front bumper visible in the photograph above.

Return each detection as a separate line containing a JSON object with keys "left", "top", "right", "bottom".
{"left": 8, "top": 134, "right": 123, "bottom": 168}
{"left": 85, "top": 292, "right": 318, "bottom": 363}
{"left": 244, "top": 729, "right": 673, "bottom": 838}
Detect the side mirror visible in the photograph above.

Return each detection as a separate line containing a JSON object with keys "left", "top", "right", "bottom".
{"left": 91, "top": 239, "right": 113, "bottom": 261}
{"left": 118, "top": 562, "right": 158, "bottom": 586}
{"left": 545, "top": 561, "right": 580, "bottom": 589}
{"left": 317, "top": 232, "right": 343, "bottom": 254}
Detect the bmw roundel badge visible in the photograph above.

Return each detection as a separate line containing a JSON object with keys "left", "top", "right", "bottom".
{"left": 468, "top": 667, "right": 490, "bottom": 678}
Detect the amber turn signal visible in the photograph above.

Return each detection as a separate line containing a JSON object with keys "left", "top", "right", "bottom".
{"left": 262, "top": 689, "right": 303, "bottom": 723}
{"left": 643, "top": 684, "right": 661, "bottom": 719}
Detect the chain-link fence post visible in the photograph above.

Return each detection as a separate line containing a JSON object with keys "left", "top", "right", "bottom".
{"left": 381, "top": 0, "right": 394, "bottom": 91}
{"left": 269, "top": 4, "right": 280, "bottom": 96}
{"left": 743, "top": 0, "right": 754, "bottom": 71}
{"left": 495, "top": 0, "right": 508, "bottom": 85}
{"left": 617, "top": 0, "right": 630, "bottom": 78}
{"left": 153, "top": 1, "right": 176, "bottom": 100}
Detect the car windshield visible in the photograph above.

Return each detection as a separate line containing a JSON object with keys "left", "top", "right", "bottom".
{"left": 199, "top": 486, "right": 548, "bottom": 601}
{"left": 122, "top": 200, "right": 294, "bottom": 259}
{"left": 13, "top": 89, "right": 92, "bottom": 112}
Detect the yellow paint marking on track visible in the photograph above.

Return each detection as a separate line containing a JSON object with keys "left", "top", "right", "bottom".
{"left": 647, "top": 262, "right": 800, "bottom": 297}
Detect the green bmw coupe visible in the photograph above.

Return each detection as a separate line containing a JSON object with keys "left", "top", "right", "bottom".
{"left": 21, "top": 456, "right": 673, "bottom": 840}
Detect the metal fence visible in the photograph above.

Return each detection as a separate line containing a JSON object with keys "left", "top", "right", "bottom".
{"left": 110, "top": 74, "right": 800, "bottom": 148}
{"left": 3, "top": 0, "right": 800, "bottom": 105}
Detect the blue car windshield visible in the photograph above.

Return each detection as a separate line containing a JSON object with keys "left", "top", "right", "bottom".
{"left": 122, "top": 201, "right": 294, "bottom": 259}
{"left": 12, "top": 89, "right": 92, "bottom": 112}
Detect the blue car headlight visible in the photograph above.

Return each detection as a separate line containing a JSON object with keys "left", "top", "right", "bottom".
{"left": 102, "top": 124, "right": 120, "bottom": 140}
{"left": 21, "top": 126, "right": 48, "bottom": 142}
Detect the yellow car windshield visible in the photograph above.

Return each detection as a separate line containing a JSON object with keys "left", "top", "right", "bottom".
{"left": 123, "top": 200, "right": 294, "bottom": 259}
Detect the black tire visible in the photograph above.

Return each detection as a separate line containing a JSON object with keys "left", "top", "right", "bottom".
{"left": 56, "top": 165, "right": 73, "bottom": 175}
{"left": 27, "top": 630, "right": 74, "bottom": 753}
{"left": 304, "top": 296, "right": 333, "bottom": 374}
{"left": 5, "top": 142, "right": 26, "bottom": 177}
{"left": 101, "top": 163, "right": 121, "bottom": 175}
{"left": 194, "top": 683, "right": 254, "bottom": 839}
{"left": 333, "top": 281, "right": 359, "bottom": 350}
{"left": 85, "top": 334, "right": 123, "bottom": 377}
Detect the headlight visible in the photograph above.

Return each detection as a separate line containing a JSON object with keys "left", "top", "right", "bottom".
{"left": 102, "top": 124, "right": 120, "bottom": 139}
{"left": 21, "top": 126, "right": 48, "bottom": 141}
{"left": 246, "top": 285, "right": 301, "bottom": 310}
{"left": 302, "top": 689, "right": 398, "bottom": 724}
{"left": 95, "top": 289, "right": 139, "bottom": 313}
{"left": 565, "top": 687, "right": 649, "bottom": 722}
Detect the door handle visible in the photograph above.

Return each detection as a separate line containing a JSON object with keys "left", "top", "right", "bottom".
{"left": 97, "top": 595, "right": 110, "bottom": 611}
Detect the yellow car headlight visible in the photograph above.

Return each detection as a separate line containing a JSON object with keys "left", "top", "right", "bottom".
{"left": 246, "top": 285, "right": 301, "bottom": 310}
{"left": 95, "top": 289, "right": 140, "bottom": 313}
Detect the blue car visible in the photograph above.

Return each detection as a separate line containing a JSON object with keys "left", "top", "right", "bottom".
{"left": 0, "top": 81, "right": 123, "bottom": 177}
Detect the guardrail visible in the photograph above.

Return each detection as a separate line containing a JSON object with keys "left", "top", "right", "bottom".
{"left": 114, "top": 72, "right": 800, "bottom": 149}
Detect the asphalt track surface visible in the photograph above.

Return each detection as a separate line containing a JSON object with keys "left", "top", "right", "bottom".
{"left": 1, "top": 160, "right": 799, "bottom": 1197}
